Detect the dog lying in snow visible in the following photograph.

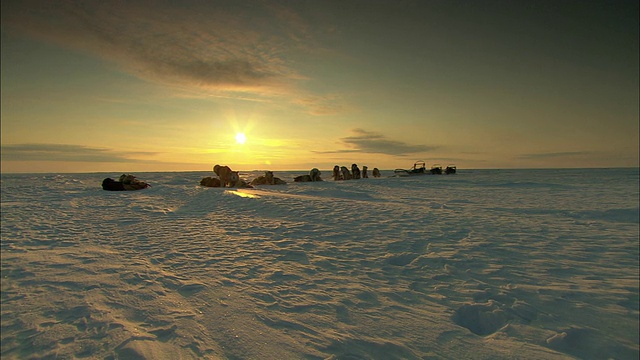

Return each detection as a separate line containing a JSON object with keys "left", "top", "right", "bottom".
{"left": 251, "top": 171, "right": 286, "bottom": 185}
{"left": 310, "top": 168, "right": 321, "bottom": 181}
{"left": 201, "top": 174, "right": 251, "bottom": 188}
{"left": 200, "top": 177, "right": 222, "bottom": 187}
{"left": 294, "top": 175, "right": 312, "bottom": 182}
{"left": 372, "top": 168, "right": 381, "bottom": 178}
{"left": 294, "top": 168, "right": 323, "bottom": 182}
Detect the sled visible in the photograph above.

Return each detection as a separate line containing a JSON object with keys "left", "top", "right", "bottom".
{"left": 430, "top": 164, "right": 443, "bottom": 175}
{"left": 394, "top": 161, "right": 428, "bottom": 176}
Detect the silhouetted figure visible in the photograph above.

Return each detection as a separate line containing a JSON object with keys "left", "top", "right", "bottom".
{"left": 332, "top": 165, "right": 340, "bottom": 181}
{"left": 340, "top": 166, "right": 352, "bottom": 180}
{"left": 351, "top": 164, "right": 361, "bottom": 179}
{"left": 213, "top": 164, "right": 233, "bottom": 187}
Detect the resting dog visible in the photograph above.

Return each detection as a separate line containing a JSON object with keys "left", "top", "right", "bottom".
{"left": 266, "top": 171, "right": 286, "bottom": 185}
{"left": 295, "top": 168, "right": 323, "bottom": 182}
{"left": 362, "top": 166, "right": 368, "bottom": 178}
{"left": 251, "top": 171, "right": 286, "bottom": 185}
{"left": 372, "top": 168, "right": 381, "bottom": 178}
{"left": 213, "top": 164, "right": 233, "bottom": 187}
{"left": 200, "top": 177, "right": 221, "bottom": 187}
{"left": 294, "top": 174, "right": 312, "bottom": 182}
{"left": 251, "top": 171, "right": 274, "bottom": 185}
{"left": 310, "top": 168, "right": 322, "bottom": 181}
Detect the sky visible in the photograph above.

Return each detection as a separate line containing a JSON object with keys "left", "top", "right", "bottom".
{"left": 1, "top": 0, "right": 638, "bottom": 173}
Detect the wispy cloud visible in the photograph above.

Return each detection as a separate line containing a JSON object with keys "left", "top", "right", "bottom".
{"left": 294, "top": 95, "right": 351, "bottom": 115}
{"left": 1, "top": 144, "right": 159, "bottom": 163}
{"left": 316, "top": 128, "right": 437, "bottom": 156}
{"left": 1, "top": 1, "right": 314, "bottom": 96}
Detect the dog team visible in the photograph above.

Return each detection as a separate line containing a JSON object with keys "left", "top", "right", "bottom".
{"left": 104, "top": 164, "right": 382, "bottom": 191}
{"left": 203, "top": 164, "right": 381, "bottom": 188}
{"left": 332, "top": 164, "right": 381, "bottom": 181}
{"left": 198, "top": 165, "right": 312, "bottom": 188}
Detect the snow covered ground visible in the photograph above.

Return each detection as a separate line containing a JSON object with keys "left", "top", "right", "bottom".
{"left": 1, "top": 168, "right": 638, "bottom": 359}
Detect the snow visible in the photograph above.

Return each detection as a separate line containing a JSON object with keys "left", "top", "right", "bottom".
{"left": 1, "top": 168, "right": 638, "bottom": 359}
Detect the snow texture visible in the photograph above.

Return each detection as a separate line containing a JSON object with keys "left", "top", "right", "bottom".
{"left": 1, "top": 168, "right": 638, "bottom": 359}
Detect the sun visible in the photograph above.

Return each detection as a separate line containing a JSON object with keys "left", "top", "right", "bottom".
{"left": 235, "top": 132, "right": 247, "bottom": 144}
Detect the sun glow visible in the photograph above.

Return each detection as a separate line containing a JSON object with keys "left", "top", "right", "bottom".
{"left": 235, "top": 132, "right": 247, "bottom": 144}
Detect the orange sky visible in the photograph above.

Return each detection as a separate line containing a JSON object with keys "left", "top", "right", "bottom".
{"left": 1, "top": 0, "right": 638, "bottom": 173}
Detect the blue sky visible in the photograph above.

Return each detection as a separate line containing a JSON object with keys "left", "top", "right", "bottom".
{"left": 1, "top": 0, "right": 638, "bottom": 173}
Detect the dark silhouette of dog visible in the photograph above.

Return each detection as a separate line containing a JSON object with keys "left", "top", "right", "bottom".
{"left": 340, "top": 166, "right": 352, "bottom": 180}
{"left": 310, "top": 168, "right": 322, "bottom": 181}
{"left": 227, "top": 171, "right": 253, "bottom": 187}
{"left": 251, "top": 171, "right": 286, "bottom": 185}
{"left": 200, "top": 177, "right": 222, "bottom": 187}
{"left": 294, "top": 168, "right": 323, "bottom": 182}
{"left": 213, "top": 164, "right": 233, "bottom": 187}
{"left": 372, "top": 168, "right": 381, "bottom": 178}
{"left": 332, "top": 165, "right": 340, "bottom": 181}
{"left": 351, "top": 164, "right": 361, "bottom": 179}
{"left": 294, "top": 174, "right": 312, "bottom": 182}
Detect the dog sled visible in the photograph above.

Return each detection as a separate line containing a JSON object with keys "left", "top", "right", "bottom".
{"left": 394, "top": 161, "right": 428, "bottom": 176}
{"left": 430, "top": 164, "right": 443, "bottom": 175}
{"left": 394, "top": 161, "right": 456, "bottom": 176}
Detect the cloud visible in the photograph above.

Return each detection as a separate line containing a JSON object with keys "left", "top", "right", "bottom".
{"left": 1, "top": 144, "right": 159, "bottom": 163}
{"left": 294, "top": 95, "right": 350, "bottom": 115}
{"left": 1, "top": 1, "right": 312, "bottom": 95}
{"left": 316, "top": 128, "right": 437, "bottom": 156}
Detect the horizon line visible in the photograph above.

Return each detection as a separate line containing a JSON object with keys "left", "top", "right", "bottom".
{"left": 2, "top": 166, "right": 638, "bottom": 175}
